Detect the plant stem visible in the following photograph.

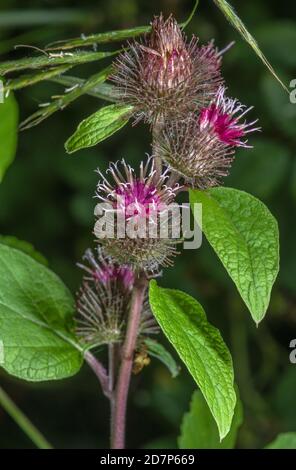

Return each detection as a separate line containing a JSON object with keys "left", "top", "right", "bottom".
{"left": 152, "top": 119, "right": 163, "bottom": 182}
{"left": 108, "top": 343, "right": 116, "bottom": 447}
{"left": 111, "top": 273, "right": 147, "bottom": 449}
{"left": 84, "top": 350, "right": 110, "bottom": 398}
{"left": 0, "top": 385, "right": 52, "bottom": 449}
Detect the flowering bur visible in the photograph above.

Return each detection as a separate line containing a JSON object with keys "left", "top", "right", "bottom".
{"left": 94, "top": 158, "right": 181, "bottom": 272}
{"left": 76, "top": 248, "right": 157, "bottom": 346}
{"left": 2, "top": 4, "right": 280, "bottom": 452}
{"left": 111, "top": 14, "right": 223, "bottom": 124}
{"left": 199, "top": 87, "right": 260, "bottom": 147}
{"left": 155, "top": 87, "right": 260, "bottom": 188}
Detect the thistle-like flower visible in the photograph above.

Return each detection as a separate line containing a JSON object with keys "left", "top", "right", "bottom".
{"left": 156, "top": 87, "right": 260, "bottom": 188}
{"left": 78, "top": 247, "right": 135, "bottom": 291}
{"left": 111, "top": 14, "right": 222, "bottom": 124}
{"left": 199, "top": 87, "right": 260, "bottom": 147}
{"left": 94, "top": 157, "right": 181, "bottom": 272}
{"left": 76, "top": 248, "right": 157, "bottom": 345}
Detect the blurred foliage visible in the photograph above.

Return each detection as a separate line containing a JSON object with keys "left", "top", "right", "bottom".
{"left": 0, "top": 0, "right": 296, "bottom": 449}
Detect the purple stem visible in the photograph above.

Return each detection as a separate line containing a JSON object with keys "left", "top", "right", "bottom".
{"left": 111, "top": 273, "right": 147, "bottom": 449}
{"left": 84, "top": 350, "right": 110, "bottom": 399}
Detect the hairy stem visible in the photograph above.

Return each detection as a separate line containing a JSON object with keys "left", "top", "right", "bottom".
{"left": 111, "top": 273, "right": 147, "bottom": 449}
{"left": 152, "top": 119, "right": 163, "bottom": 182}
{"left": 0, "top": 386, "right": 52, "bottom": 449}
{"left": 108, "top": 343, "right": 116, "bottom": 446}
{"left": 84, "top": 350, "right": 110, "bottom": 398}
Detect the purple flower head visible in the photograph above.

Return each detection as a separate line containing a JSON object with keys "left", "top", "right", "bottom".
{"left": 156, "top": 87, "right": 260, "bottom": 189}
{"left": 76, "top": 248, "right": 158, "bottom": 346}
{"left": 95, "top": 158, "right": 181, "bottom": 272}
{"left": 115, "top": 179, "right": 162, "bottom": 221}
{"left": 78, "top": 248, "right": 135, "bottom": 292}
{"left": 199, "top": 87, "right": 260, "bottom": 147}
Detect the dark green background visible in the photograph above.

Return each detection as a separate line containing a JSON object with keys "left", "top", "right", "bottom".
{"left": 0, "top": 0, "right": 296, "bottom": 449}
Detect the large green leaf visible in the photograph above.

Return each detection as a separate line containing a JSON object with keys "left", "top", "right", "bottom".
{"left": 265, "top": 433, "right": 296, "bottom": 449}
{"left": 0, "top": 244, "right": 82, "bottom": 381}
{"left": 190, "top": 188, "right": 279, "bottom": 324}
{"left": 149, "top": 281, "right": 236, "bottom": 440}
{"left": 0, "top": 235, "right": 48, "bottom": 266}
{"left": 65, "top": 103, "right": 133, "bottom": 153}
{"left": 178, "top": 387, "right": 243, "bottom": 449}
{"left": 0, "top": 93, "right": 18, "bottom": 182}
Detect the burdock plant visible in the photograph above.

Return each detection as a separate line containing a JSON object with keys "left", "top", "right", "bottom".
{"left": 0, "top": 1, "right": 284, "bottom": 450}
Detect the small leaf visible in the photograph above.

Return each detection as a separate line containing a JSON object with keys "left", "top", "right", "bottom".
{"left": 46, "top": 25, "right": 151, "bottom": 51}
{"left": 144, "top": 338, "right": 180, "bottom": 378}
{"left": 50, "top": 75, "right": 117, "bottom": 103}
{"left": 0, "top": 93, "right": 18, "bottom": 182}
{"left": 190, "top": 188, "right": 279, "bottom": 324}
{"left": 0, "top": 244, "right": 83, "bottom": 381}
{"left": 0, "top": 50, "right": 116, "bottom": 76}
{"left": 149, "top": 281, "right": 236, "bottom": 440}
{"left": 212, "top": 0, "right": 287, "bottom": 92}
{"left": 265, "top": 433, "right": 296, "bottom": 449}
{"left": 0, "top": 235, "right": 48, "bottom": 266}
{"left": 4, "top": 65, "right": 71, "bottom": 92}
{"left": 179, "top": 386, "right": 243, "bottom": 449}
{"left": 65, "top": 103, "right": 133, "bottom": 153}
{"left": 20, "top": 66, "right": 112, "bottom": 130}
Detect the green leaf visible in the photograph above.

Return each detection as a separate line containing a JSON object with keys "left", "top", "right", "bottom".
{"left": 144, "top": 338, "right": 180, "bottom": 378}
{"left": 0, "top": 50, "right": 116, "bottom": 76}
{"left": 149, "top": 281, "right": 236, "bottom": 440}
{"left": 265, "top": 433, "right": 296, "bottom": 449}
{"left": 0, "top": 244, "right": 83, "bottom": 381}
{"left": 0, "top": 235, "right": 48, "bottom": 266}
{"left": 50, "top": 75, "right": 117, "bottom": 103}
{"left": 212, "top": 0, "right": 287, "bottom": 92}
{"left": 4, "top": 65, "right": 71, "bottom": 92}
{"left": 46, "top": 25, "right": 151, "bottom": 51}
{"left": 65, "top": 103, "right": 133, "bottom": 153}
{"left": 20, "top": 66, "right": 112, "bottom": 130}
{"left": 190, "top": 188, "right": 279, "bottom": 324}
{"left": 178, "top": 387, "right": 243, "bottom": 449}
{"left": 0, "top": 93, "right": 18, "bottom": 182}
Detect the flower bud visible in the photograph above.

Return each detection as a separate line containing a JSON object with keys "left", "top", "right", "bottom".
{"left": 76, "top": 248, "right": 158, "bottom": 346}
